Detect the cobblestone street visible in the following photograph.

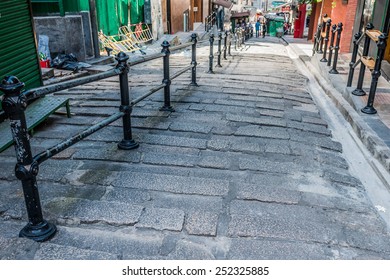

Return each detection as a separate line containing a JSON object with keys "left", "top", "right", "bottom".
{"left": 1, "top": 36, "right": 390, "bottom": 260}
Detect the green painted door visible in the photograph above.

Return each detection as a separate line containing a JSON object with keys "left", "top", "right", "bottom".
{"left": 0, "top": 0, "right": 42, "bottom": 110}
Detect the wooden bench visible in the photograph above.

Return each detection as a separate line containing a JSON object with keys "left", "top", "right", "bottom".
{"left": 0, "top": 96, "right": 70, "bottom": 153}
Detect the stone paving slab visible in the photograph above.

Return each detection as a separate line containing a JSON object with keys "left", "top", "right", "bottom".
{"left": 1, "top": 36, "right": 390, "bottom": 260}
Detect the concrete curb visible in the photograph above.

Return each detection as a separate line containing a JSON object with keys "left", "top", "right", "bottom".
{"left": 285, "top": 41, "right": 390, "bottom": 174}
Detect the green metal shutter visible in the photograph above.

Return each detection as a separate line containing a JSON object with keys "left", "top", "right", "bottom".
{"left": 0, "top": 0, "right": 42, "bottom": 91}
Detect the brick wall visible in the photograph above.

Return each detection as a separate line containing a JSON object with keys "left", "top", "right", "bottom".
{"left": 312, "top": 0, "right": 358, "bottom": 53}
{"left": 330, "top": 0, "right": 358, "bottom": 53}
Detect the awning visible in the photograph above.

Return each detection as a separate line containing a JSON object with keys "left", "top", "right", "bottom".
{"left": 212, "top": 0, "right": 233, "bottom": 9}
{"left": 231, "top": 11, "right": 251, "bottom": 19}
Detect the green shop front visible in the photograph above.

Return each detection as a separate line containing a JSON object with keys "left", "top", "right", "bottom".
{"left": 31, "top": 0, "right": 148, "bottom": 35}
{"left": 0, "top": 0, "right": 43, "bottom": 112}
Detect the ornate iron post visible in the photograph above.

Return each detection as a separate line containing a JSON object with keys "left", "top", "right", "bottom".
{"left": 313, "top": 23, "right": 322, "bottom": 55}
{"left": 329, "top": 22, "right": 343, "bottom": 74}
{"left": 318, "top": 14, "right": 327, "bottom": 54}
{"left": 223, "top": 30, "right": 228, "bottom": 60}
{"left": 228, "top": 31, "right": 232, "bottom": 56}
{"left": 347, "top": 32, "right": 362, "bottom": 87}
{"left": 190, "top": 33, "right": 198, "bottom": 86}
{"left": 361, "top": 33, "right": 388, "bottom": 114}
{"left": 217, "top": 32, "right": 223, "bottom": 67}
{"left": 352, "top": 23, "right": 374, "bottom": 95}
{"left": 320, "top": 19, "right": 332, "bottom": 62}
{"left": 208, "top": 33, "right": 215, "bottom": 74}
{"left": 160, "top": 41, "right": 174, "bottom": 111}
{"left": 116, "top": 52, "right": 139, "bottom": 150}
{"left": 0, "top": 76, "right": 57, "bottom": 242}
{"left": 327, "top": 24, "right": 337, "bottom": 66}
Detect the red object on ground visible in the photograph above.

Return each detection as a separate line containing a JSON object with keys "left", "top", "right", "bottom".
{"left": 40, "top": 60, "right": 50, "bottom": 68}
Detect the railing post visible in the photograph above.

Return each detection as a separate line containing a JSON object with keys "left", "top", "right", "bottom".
{"left": 327, "top": 24, "right": 337, "bottom": 66}
{"left": 208, "top": 33, "right": 215, "bottom": 74}
{"left": 320, "top": 19, "right": 332, "bottom": 62}
{"left": 223, "top": 30, "right": 228, "bottom": 60}
{"left": 160, "top": 41, "right": 174, "bottom": 111}
{"left": 190, "top": 33, "right": 198, "bottom": 86}
{"left": 228, "top": 31, "right": 232, "bottom": 56}
{"left": 217, "top": 32, "right": 222, "bottom": 67}
{"left": 329, "top": 22, "right": 343, "bottom": 74}
{"left": 313, "top": 24, "right": 322, "bottom": 55}
{"left": 352, "top": 23, "right": 374, "bottom": 96}
{"left": 0, "top": 76, "right": 56, "bottom": 242}
{"left": 318, "top": 14, "right": 327, "bottom": 54}
{"left": 362, "top": 33, "right": 388, "bottom": 114}
{"left": 116, "top": 52, "right": 139, "bottom": 150}
{"left": 347, "top": 32, "right": 362, "bottom": 87}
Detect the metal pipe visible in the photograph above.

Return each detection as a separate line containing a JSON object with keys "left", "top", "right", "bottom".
{"left": 362, "top": 33, "right": 388, "bottom": 114}
{"left": 190, "top": 33, "right": 198, "bottom": 86}
{"left": 128, "top": 52, "right": 166, "bottom": 67}
{"left": 347, "top": 32, "right": 362, "bottom": 86}
{"left": 34, "top": 112, "right": 124, "bottom": 164}
{"left": 170, "top": 41, "right": 194, "bottom": 52}
{"left": 0, "top": 76, "right": 56, "bottom": 242}
{"left": 223, "top": 30, "right": 228, "bottom": 60}
{"left": 170, "top": 65, "right": 193, "bottom": 80}
{"left": 24, "top": 68, "right": 118, "bottom": 100}
{"left": 208, "top": 33, "right": 215, "bottom": 74}
{"left": 327, "top": 24, "right": 337, "bottom": 66}
{"left": 318, "top": 14, "right": 327, "bottom": 54}
{"left": 320, "top": 19, "right": 332, "bottom": 62}
{"left": 160, "top": 41, "right": 174, "bottom": 112}
{"left": 352, "top": 23, "right": 374, "bottom": 96}
{"left": 116, "top": 52, "right": 139, "bottom": 150}
{"left": 312, "top": 24, "right": 322, "bottom": 56}
{"left": 329, "top": 22, "right": 343, "bottom": 74}
{"left": 217, "top": 32, "right": 222, "bottom": 67}
{"left": 131, "top": 84, "right": 165, "bottom": 106}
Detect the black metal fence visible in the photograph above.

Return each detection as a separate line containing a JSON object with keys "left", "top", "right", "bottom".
{"left": 347, "top": 23, "right": 388, "bottom": 114}
{"left": 313, "top": 14, "right": 343, "bottom": 74}
{"left": 0, "top": 32, "right": 234, "bottom": 242}
{"left": 207, "top": 30, "right": 232, "bottom": 74}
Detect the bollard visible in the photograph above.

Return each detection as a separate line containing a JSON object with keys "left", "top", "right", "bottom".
{"left": 223, "top": 30, "right": 228, "bottom": 60}
{"left": 0, "top": 76, "right": 57, "bottom": 242}
{"left": 160, "top": 41, "right": 174, "bottom": 111}
{"left": 190, "top": 33, "right": 198, "bottom": 86}
{"left": 318, "top": 14, "right": 327, "bottom": 54}
{"left": 217, "top": 32, "right": 222, "bottom": 67}
{"left": 327, "top": 24, "right": 337, "bottom": 66}
{"left": 320, "top": 19, "right": 332, "bottom": 62}
{"left": 329, "top": 22, "right": 343, "bottom": 74}
{"left": 361, "top": 33, "right": 388, "bottom": 114}
{"left": 347, "top": 32, "right": 362, "bottom": 87}
{"left": 208, "top": 33, "right": 215, "bottom": 74}
{"left": 116, "top": 52, "right": 139, "bottom": 149}
{"left": 352, "top": 23, "right": 374, "bottom": 95}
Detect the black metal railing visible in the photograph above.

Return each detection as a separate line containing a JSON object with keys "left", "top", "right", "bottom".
{"left": 312, "top": 14, "right": 343, "bottom": 74}
{"left": 347, "top": 23, "right": 388, "bottom": 114}
{"left": 207, "top": 30, "right": 232, "bottom": 74}
{"left": 0, "top": 32, "right": 228, "bottom": 242}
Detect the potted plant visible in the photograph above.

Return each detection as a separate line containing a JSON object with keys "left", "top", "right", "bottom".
{"left": 39, "top": 52, "right": 50, "bottom": 68}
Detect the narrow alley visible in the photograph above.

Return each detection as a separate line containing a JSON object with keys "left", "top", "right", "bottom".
{"left": 1, "top": 35, "right": 390, "bottom": 260}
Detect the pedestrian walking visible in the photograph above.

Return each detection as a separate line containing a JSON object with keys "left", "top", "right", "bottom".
{"left": 255, "top": 20, "right": 260, "bottom": 38}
